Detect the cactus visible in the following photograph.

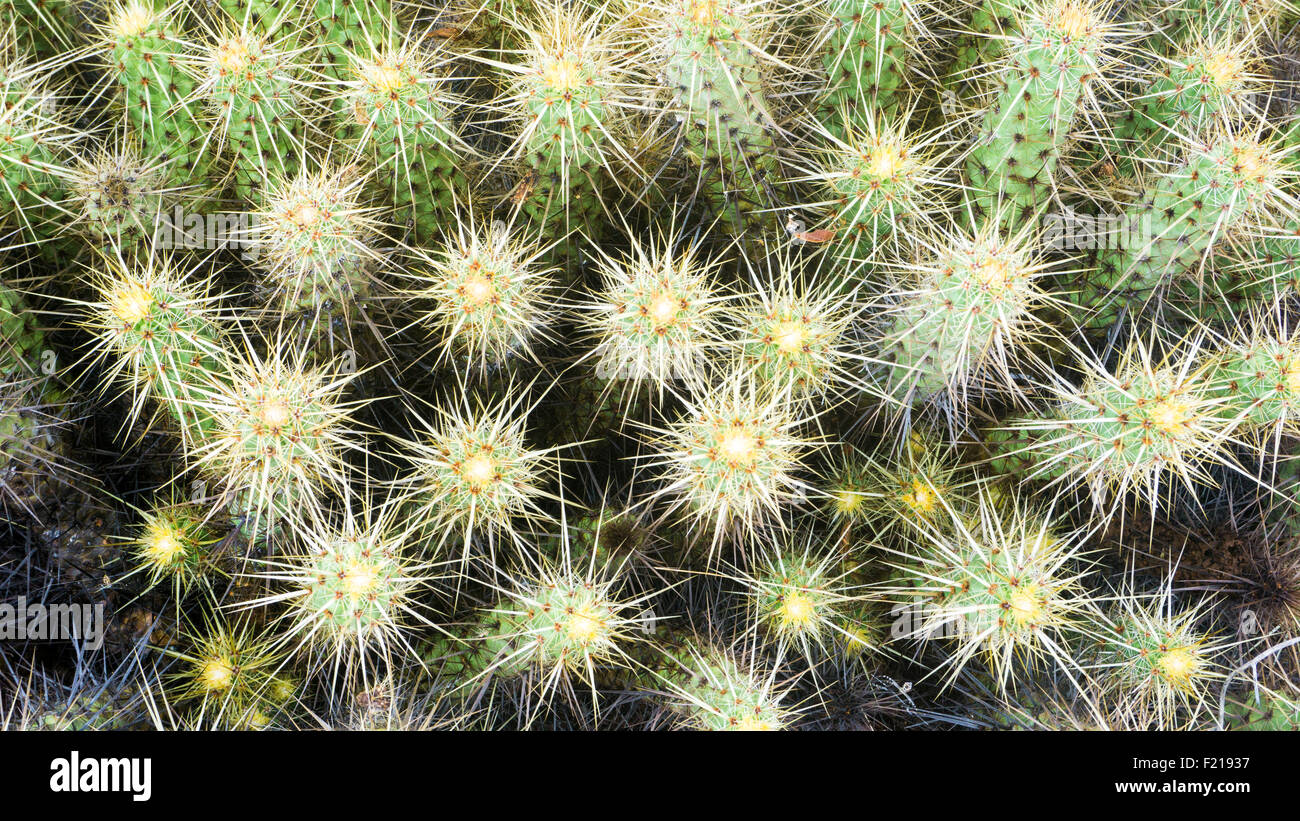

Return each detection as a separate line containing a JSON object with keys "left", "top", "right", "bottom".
{"left": 340, "top": 40, "right": 473, "bottom": 243}
{"left": 0, "top": 382, "right": 70, "bottom": 513}
{"left": 887, "top": 486, "right": 1098, "bottom": 690}
{"left": 648, "top": 0, "right": 789, "bottom": 237}
{"left": 1144, "top": 0, "right": 1284, "bottom": 54}
{"left": 949, "top": 0, "right": 1031, "bottom": 99}
{"left": 258, "top": 500, "right": 431, "bottom": 674}
{"left": 99, "top": 0, "right": 213, "bottom": 192}
{"left": 809, "top": 112, "right": 949, "bottom": 270}
{"left": 644, "top": 372, "right": 816, "bottom": 550}
{"left": 1095, "top": 588, "right": 1225, "bottom": 729}
{"left": 1222, "top": 687, "right": 1300, "bottom": 730}
{"left": 315, "top": 0, "right": 395, "bottom": 77}
{"left": 733, "top": 258, "right": 857, "bottom": 402}
{"left": 643, "top": 635, "right": 793, "bottom": 729}
{"left": 4, "top": 0, "right": 80, "bottom": 64}
{"left": 127, "top": 498, "right": 222, "bottom": 600}
{"left": 395, "top": 387, "right": 560, "bottom": 561}
{"left": 812, "top": 0, "right": 925, "bottom": 134}
{"left": 82, "top": 256, "right": 229, "bottom": 446}
{"left": 868, "top": 220, "right": 1048, "bottom": 419}
{"left": 169, "top": 618, "right": 288, "bottom": 729}
{"left": 6, "top": 0, "right": 1300, "bottom": 737}
{"left": 189, "top": 345, "right": 364, "bottom": 540}
{"left": 1075, "top": 129, "right": 1286, "bottom": 330}
{"left": 850, "top": 433, "right": 978, "bottom": 541}
{"left": 253, "top": 162, "right": 380, "bottom": 359}
{"left": 1110, "top": 34, "right": 1260, "bottom": 175}
{"left": 581, "top": 229, "right": 729, "bottom": 398}
{"left": 496, "top": 2, "right": 637, "bottom": 268}
{"left": 964, "top": 0, "right": 1111, "bottom": 228}
{"left": 1208, "top": 316, "right": 1300, "bottom": 442}
{"left": 428, "top": 561, "right": 642, "bottom": 720}
{"left": 409, "top": 216, "right": 556, "bottom": 373}
{"left": 541, "top": 506, "right": 654, "bottom": 572}
{"left": 201, "top": 24, "right": 310, "bottom": 204}
{"left": 739, "top": 533, "right": 871, "bottom": 661}
{"left": 989, "top": 336, "right": 1230, "bottom": 508}
{"left": 68, "top": 141, "right": 175, "bottom": 253}
{"left": 0, "top": 54, "right": 72, "bottom": 252}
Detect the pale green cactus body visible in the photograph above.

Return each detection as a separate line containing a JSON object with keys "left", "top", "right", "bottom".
{"left": 656, "top": 0, "right": 785, "bottom": 237}
{"left": 204, "top": 31, "right": 307, "bottom": 204}
{"left": 344, "top": 47, "right": 471, "bottom": 243}
{"left": 1108, "top": 39, "right": 1256, "bottom": 176}
{"left": 646, "top": 638, "right": 790, "bottom": 730}
{"left": 872, "top": 228, "right": 1042, "bottom": 409}
{"left": 428, "top": 571, "right": 632, "bottom": 698}
{"left": 69, "top": 147, "right": 171, "bottom": 252}
{"left": 654, "top": 379, "right": 812, "bottom": 545}
{"left": 736, "top": 291, "right": 849, "bottom": 401}
{"left": 1207, "top": 328, "right": 1300, "bottom": 437}
{"left": 815, "top": 117, "right": 941, "bottom": 270}
{"left": 888, "top": 491, "right": 1093, "bottom": 689}
{"left": 412, "top": 218, "right": 555, "bottom": 370}
{"left": 816, "top": 0, "right": 916, "bottom": 134}
{"left": 396, "top": 393, "right": 558, "bottom": 558}
{"left": 745, "top": 544, "right": 867, "bottom": 661}
{"left": 104, "top": 1, "right": 212, "bottom": 191}
{"left": 964, "top": 0, "right": 1107, "bottom": 228}
{"left": 0, "top": 60, "right": 70, "bottom": 251}
{"left": 507, "top": 7, "right": 632, "bottom": 270}
{"left": 1096, "top": 595, "right": 1224, "bottom": 729}
{"left": 1207, "top": 222, "right": 1300, "bottom": 314}
{"left": 1223, "top": 690, "right": 1300, "bottom": 730}
{"left": 255, "top": 164, "right": 377, "bottom": 359}
{"left": 988, "top": 344, "right": 1230, "bottom": 505}
{"left": 0, "top": 279, "right": 53, "bottom": 386}
{"left": 131, "top": 501, "right": 220, "bottom": 597}
{"left": 1145, "top": 0, "right": 1280, "bottom": 54}
{"left": 1075, "top": 133, "right": 1281, "bottom": 330}
{"left": 292, "top": 522, "right": 417, "bottom": 646}
{"left": 950, "top": 0, "right": 1029, "bottom": 97}
{"left": 316, "top": 0, "right": 395, "bottom": 77}
{"left": 86, "top": 263, "right": 228, "bottom": 445}
{"left": 195, "top": 350, "right": 359, "bottom": 540}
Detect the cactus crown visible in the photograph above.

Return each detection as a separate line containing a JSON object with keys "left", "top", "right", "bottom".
{"left": 812, "top": 113, "right": 948, "bottom": 262}
{"left": 170, "top": 619, "right": 286, "bottom": 729}
{"left": 648, "top": 373, "right": 816, "bottom": 549}
{"left": 1099, "top": 591, "right": 1225, "bottom": 729}
{"left": 1002, "top": 337, "right": 1231, "bottom": 507}
{"left": 651, "top": 637, "right": 793, "bottom": 730}
{"left": 889, "top": 487, "right": 1097, "bottom": 690}
{"left": 82, "top": 256, "right": 228, "bottom": 442}
{"left": 872, "top": 220, "right": 1047, "bottom": 412}
{"left": 129, "top": 500, "right": 220, "bottom": 598}
{"left": 193, "top": 345, "right": 361, "bottom": 537}
{"left": 741, "top": 535, "right": 868, "bottom": 660}
{"left": 584, "top": 233, "right": 728, "bottom": 392}
{"left": 411, "top": 218, "right": 556, "bottom": 370}
{"left": 397, "top": 389, "right": 559, "bottom": 557}
{"left": 259, "top": 502, "right": 430, "bottom": 671}
{"left": 256, "top": 163, "right": 379, "bottom": 313}
{"left": 735, "top": 261, "right": 857, "bottom": 401}
{"left": 70, "top": 142, "right": 173, "bottom": 249}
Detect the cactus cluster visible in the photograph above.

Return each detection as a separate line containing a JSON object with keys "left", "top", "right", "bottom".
{"left": 6, "top": 0, "right": 1300, "bottom": 735}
